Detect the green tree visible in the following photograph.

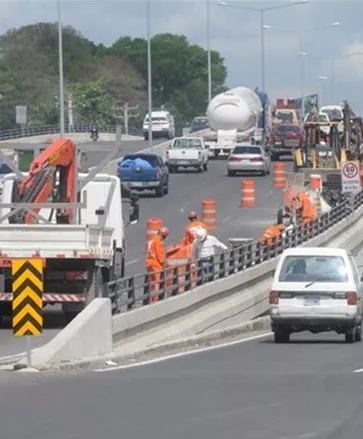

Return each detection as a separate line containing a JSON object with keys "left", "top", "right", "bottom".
{"left": 110, "top": 33, "right": 227, "bottom": 122}
{"left": 70, "top": 80, "right": 117, "bottom": 126}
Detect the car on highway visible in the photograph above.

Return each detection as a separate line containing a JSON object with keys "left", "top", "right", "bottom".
{"left": 270, "top": 124, "right": 304, "bottom": 160}
{"left": 166, "top": 137, "right": 209, "bottom": 173}
{"left": 227, "top": 143, "right": 271, "bottom": 176}
{"left": 270, "top": 247, "right": 363, "bottom": 344}
{"left": 189, "top": 116, "right": 210, "bottom": 133}
{"left": 143, "top": 110, "right": 175, "bottom": 141}
{"left": 117, "top": 153, "right": 169, "bottom": 197}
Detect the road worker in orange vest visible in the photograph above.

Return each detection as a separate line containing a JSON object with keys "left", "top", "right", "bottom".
{"left": 260, "top": 223, "right": 286, "bottom": 246}
{"left": 146, "top": 226, "right": 169, "bottom": 303}
{"left": 296, "top": 192, "right": 318, "bottom": 224}
{"left": 182, "top": 210, "right": 208, "bottom": 245}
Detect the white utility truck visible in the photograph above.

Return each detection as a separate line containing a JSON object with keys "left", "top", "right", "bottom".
{"left": 165, "top": 137, "right": 209, "bottom": 173}
{"left": 0, "top": 139, "right": 139, "bottom": 323}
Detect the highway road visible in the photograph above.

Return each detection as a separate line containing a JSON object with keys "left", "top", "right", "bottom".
{"left": 0, "top": 138, "right": 291, "bottom": 360}
{"left": 2, "top": 332, "right": 363, "bottom": 439}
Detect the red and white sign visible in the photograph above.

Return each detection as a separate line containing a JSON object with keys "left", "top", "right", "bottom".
{"left": 341, "top": 161, "right": 361, "bottom": 193}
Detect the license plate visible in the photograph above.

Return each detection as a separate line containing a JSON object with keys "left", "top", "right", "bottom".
{"left": 304, "top": 296, "right": 320, "bottom": 306}
{"left": 178, "top": 161, "right": 190, "bottom": 165}
{"left": 275, "top": 141, "right": 282, "bottom": 145}
{"left": 131, "top": 182, "right": 146, "bottom": 187}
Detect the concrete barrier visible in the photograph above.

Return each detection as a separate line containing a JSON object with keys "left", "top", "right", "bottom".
{"left": 0, "top": 132, "right": 142, "bottom": 144}
{"left": 16, "top": 299, "right": 112, "bottom": 370}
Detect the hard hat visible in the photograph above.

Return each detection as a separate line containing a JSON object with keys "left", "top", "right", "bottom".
{"left": 159, "top": 226, "right": 169, "bottom": 238}
{"left": 195, "top": 228, "right": 207, "bottom": 241}
{"left": 188, "top": 210, "right": 198, "bottom": 219}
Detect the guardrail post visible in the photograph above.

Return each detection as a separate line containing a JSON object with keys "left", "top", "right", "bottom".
{"left": 185, "top": 263, "right": 191, "bottom": 291}
{"left": 236, "top": 245, "right": 245, "bottom": 271}
{"left": 218, "top": 253, "right": 226, "bottom": 279}
{"left": 143, "top": 274, "right": 150, "bottom": 306}
{"left": 126, "top": 277, "right": 135, "bottom": 310}
{"left": 228, "top": 248, "right": 235, "bottom": 275}
{"left": 170, "top": 267, "right": 179, "bottom": 296}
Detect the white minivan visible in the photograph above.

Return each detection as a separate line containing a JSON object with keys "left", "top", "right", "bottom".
{"left": 270, "top": 247, "right": 363, "bottom": 344}
{"left": 143, "top": 110, "right": 175, "bottom": 141}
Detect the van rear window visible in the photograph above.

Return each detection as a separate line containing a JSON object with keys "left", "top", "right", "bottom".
{"left": 278, "top": 255, "right": 348, "bottom": 283}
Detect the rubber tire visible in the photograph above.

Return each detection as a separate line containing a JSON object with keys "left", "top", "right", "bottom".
{"left": 155, "top": 185, "right": 164, "bottom": 197}
{"left": 345, "top": 331, "right": 354, "bottom": 343}
{"left": 203, "top": 162, "right": 208, "bottom": 171}
{"left": 227, "top": 170, "right": 236, "bottom": 177}
{"left": 274, "top": 328, "right": 290, "bottom": 343}
{"left": 355, "top": 325, "right": 362, "bottom": 342}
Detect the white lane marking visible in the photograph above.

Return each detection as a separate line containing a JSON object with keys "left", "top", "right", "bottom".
{"left": 353, "top": 367, "right": 363, "bottom": 373}
{"left": 94, "top": 331, "right": 272, "bottom": 372}
{"left": 222, "top": 216, "right": 231, "bottom": 222}
{"left": 265, "top": 191, "right": 273, "bottom": 197}
{"left": 125, "top": 259, "right": 139, "bottom": 266}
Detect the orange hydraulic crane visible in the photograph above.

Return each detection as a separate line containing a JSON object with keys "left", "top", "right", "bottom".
{"left": 10, "top": 139, "right": 77, "bottom": 224}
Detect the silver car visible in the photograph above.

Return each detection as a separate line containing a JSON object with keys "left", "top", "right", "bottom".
{"left": 227, "top": 144, "right": 271, "bottom": 176}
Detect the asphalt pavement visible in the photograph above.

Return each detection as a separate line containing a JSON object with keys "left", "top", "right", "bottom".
{"left": 2, "top": 332, "right": 363, "bottom": 439}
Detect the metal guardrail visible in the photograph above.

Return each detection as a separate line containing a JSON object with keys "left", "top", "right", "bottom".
{"left": 0, "top": 124, "right": 143, "bottom": 141}
{"left": 104, "top": 191, "right": 363, "bottom": 315}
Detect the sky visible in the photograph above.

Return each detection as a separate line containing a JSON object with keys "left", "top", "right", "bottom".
{"left": 1, "top": 0, "right": 363, "bottom": 111}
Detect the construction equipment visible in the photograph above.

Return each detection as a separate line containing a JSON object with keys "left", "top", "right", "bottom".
{"left": 0, "top": 138, "right": 139, "bottom": 324}
{"left": 293, "top": 100, "right": 363, "bottom": 185}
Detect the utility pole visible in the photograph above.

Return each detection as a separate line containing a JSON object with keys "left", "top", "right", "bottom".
{"left": 123, "top": 103, "right": 139, "bottom": 135}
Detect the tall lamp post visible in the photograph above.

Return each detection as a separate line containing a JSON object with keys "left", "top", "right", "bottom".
{"left": 207, "top": 0, "right": 212, "bottom": 103}
{"left": 57, "top": 0, "right": 65, "bottom": 138}
{"left": 217, "top": 1, "right": 307, "bottom": 92}
{"left": 267, "top": 22, "right": 340, "bottom": 117}
{"left": 146, "top": 0, "right": 153, "bottom": 150}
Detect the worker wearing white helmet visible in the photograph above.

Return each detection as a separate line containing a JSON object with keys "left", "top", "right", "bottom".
{"left": 193, "top": 228, "right": 228, "bottom": 280}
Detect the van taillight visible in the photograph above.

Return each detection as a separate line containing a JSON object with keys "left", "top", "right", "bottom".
{"left": 347, "top": 292, "right": 358, "bottom": 305}
{"left": 269, "top": 291, "right": 279, "bottom": 304}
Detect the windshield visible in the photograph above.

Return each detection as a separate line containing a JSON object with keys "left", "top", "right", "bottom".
{"left": 276, "top": 111, "right": 293, "bottom": 122}
{"left": 0, "top": 163, "right": 13, "bottom": 174}
{"left": 233, "top": 146, "right": 262, "bottom": 155}
{"left": 320, "top": 109, "right": 343, "bottom": 121}
{"left": 276, "top": 125, "right": 300, "bottom": 134}
{"left": 145, "top": 116, "right": 167, "bottom": 122}
{"left": 190, "top": 120, "right": 209, "bottom": 132}
{"left": 172, "top": 138, "right": 203, "bottom": 148}
{"left": 278, "top": 255, "right": 348, "bottom": 283}
{"left": 122, "top": 154, "right": 159, "bottom": 167}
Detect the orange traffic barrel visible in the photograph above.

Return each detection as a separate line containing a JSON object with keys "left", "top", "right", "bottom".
{"left": 201, "top": 199, "right": 217, "bottom": 230}
{"left": 273, "top": 162, "right": 286, "bottom": 188}
{"left": 309, "top": 174, "right": 322, "bottom": 191}
{"left": 240, "top": 179, "right": 255, "bottom": 207}
{"left": 146, "top": 217, "right": 163, "bottom": 241}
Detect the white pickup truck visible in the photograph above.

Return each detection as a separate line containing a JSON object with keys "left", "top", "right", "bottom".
{"left": 165, "top": 137, "right": 209, "bottom": 173}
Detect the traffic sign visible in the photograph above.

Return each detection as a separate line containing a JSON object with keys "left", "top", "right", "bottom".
{"left": 12, "top": 259, "right": 43, "bottom": 336}
{"left": 341, "top": 161, "right": 361, "bottom": 193}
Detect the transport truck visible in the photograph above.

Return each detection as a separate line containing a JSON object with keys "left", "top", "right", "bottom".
{"left": 0, "top": 138, "right": 139, "bottom": 324}
{"left": 205, "top": 86, "right": 263, "bottom": 158}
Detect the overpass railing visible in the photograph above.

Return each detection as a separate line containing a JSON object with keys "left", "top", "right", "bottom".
{"left": 0, "top": 124, "right": 143, "bottom": 141}
{"left": 104, "top": 191, "right": 363, "bottom": 315}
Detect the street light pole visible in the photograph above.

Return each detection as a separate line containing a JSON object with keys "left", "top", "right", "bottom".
{"left": 147, "top": 0, "right": 153, "bottom": 150}
{"left": 57, "top": 0, "right": 65, "bottom": 138}
{"left": 207, "top": 0, "right": 212, "bottom": 102}
{"left": 260, "top": 9, "right": 265, "bottom": 91}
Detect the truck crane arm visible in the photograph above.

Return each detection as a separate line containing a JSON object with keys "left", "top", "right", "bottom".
{"left": 11, "top": 139, "right": 77, "bottom": 224}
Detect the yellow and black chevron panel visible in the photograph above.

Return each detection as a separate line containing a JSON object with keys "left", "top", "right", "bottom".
{"left": 12, "top": 259, "right": 43, "bottom": 336}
